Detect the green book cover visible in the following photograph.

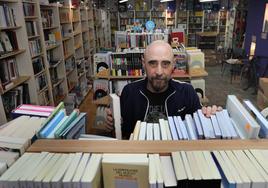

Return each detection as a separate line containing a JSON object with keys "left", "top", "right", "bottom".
{"left": 54, "top": 110, "right": 79, "bottom": 138}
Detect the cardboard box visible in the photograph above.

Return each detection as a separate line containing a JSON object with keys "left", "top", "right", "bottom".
{"left": 259, "top": 77, "right": 268, "bottom": 97}
{"left": 257, "top": 89, "right": 268, "bottom": 110}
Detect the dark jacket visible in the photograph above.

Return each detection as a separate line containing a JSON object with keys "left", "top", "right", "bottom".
{"left": 120, "top": 78, "right": 202, "bottom": 138}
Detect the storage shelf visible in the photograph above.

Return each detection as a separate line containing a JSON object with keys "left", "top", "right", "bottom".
{"left": 0, "top": 76, "right": 30, "bottom": 95}
{"left": 24, "top": 16, "right": 38, "bottom": 20}
{"left": 49, "top": 60, "right": 63, "bottom": 68}
{"left": 64, "top": 52, "right": 74, "bottom": 60}
{"left": 28, "top": 35, "right": 40, "bottom": 40}
{"left": 43, "top": 26, "right": 59, "bottom": 30}
{"left": 0, "top": 49, "right": 26, "bottom": 60}
{"left": 37, "top": 85, "right": 48, "bottom": 94}
{"left": 0, "top": 25, "right": 21, "bottom": 31}
{"left": 46, "top": 43, "right": 60, "bottom": 51}
{"left": 66, "top": 68, "right": 75, "bottom": 76}
{"left": 31, "top": 52, "right": 43, "bottom": 59}
{"left": 52, "top": 78, "right": 65, "bottom": 88}
{"left": 0, "top": 0, "right": 18, "bottom": 2}
{"left": 34, "top": 69, "right": 46, "bottom": 77}
{"left": 68, "top": 82, "right": 76, "bottom": 92}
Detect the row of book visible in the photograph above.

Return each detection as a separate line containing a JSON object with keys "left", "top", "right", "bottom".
{"left": 37, "top": 102, "right": 86, "bottom": 139}
{"left": 130, "top": 95, "right": 267, "bottom": 140}
{"left": 29, "top": 39, "right": 42, "bottom": 57}
{"left": 25, "top": 21, "right": 39, "bottom": 37}
{"left": 23, "top": 2, "right": 35, "bottom": 17}
{"left": 41, "top": 9, "right": 54, "bottom": 28}
{"left": 0, "top": 58, "right": 18, "bottom": 92}
{"left": 0, "top": 31, "right": 18, "bottom": 55}
{"left": 115, "top": 31, "right": 168, "bottom": 49}
{"left": 1, "top": 149, "right": 268, "bottom": 188}
{"left": 0, "top": 4, "right": 17, "bottom": 28}
{"left": 110, "top": 52, "right": 144, "bottom": 76}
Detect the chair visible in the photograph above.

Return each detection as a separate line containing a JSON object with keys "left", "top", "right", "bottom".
{"left": 221, "top": 48, "right": 246, "bottom": 83}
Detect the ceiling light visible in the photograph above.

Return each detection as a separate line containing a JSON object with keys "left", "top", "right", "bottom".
{"left": 160, "top": 0, "right": 174, "bottom": 2}
{"left": 199, "top": 0, "right": 218, "bottom": 2}
{"left": 119, "top": 0, "right": 128, "bottom": 3}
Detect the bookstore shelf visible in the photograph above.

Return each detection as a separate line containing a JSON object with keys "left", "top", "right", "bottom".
{"left": 64, "top": 52, "right": 74, "bottom": 60}
{"left": 52, "top": 78, "right": 65, "bottom": 88}
{"left": 0, "top": 49, "right": 26, "bottom": 60}
{"left": 43, "top": 26, "right": 59, "bottom": 30}
{"left": 0, "top": 26, "right": 22, "bottom": 31}
{"left": 62, "top": 36, "right": 73, "bottom": 41}
{"left": 22, "top": 0, "right": 35, "bottom": 3}
{"left": 28, "top": 139, "right": 268, "bottom": 154}
{"left": 37, "top": 85, "right": 48, "bottom": 94}
{"left": 28, "top": 35, "right": 40, "bottom": 39}
{"left": 34, "top": 69, "right": 46, "bottom": 77}
{"left": 46, "top": 44, "right": 61, "bottom": 51}
{"left": 0, "top": 76, "right": 30, "bottom": 94}
{"left": 68, "top": 82, "right": 76, "bottom": 92}
{"left": 24, "top": 16, "right": 38, "bottom": 20}
{"left": 31, "top": 52, "right": 43, "bottom": 59}
{"left": 0, "top": 0, "right": 18, "bottom": 2}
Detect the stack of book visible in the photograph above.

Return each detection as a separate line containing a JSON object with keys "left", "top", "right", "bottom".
{"left": 11, "top": 104, "right": 55, "bottom": 119}
{"left": 37, "top": 102, "right": 87, "bottom": 139}
{"left": 130, "top": 95, "right": 265, "bottom": 140}
{"left": 1, "top": 149, "right": 268, "bottom": 188}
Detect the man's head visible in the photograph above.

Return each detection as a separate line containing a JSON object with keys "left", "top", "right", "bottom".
{"left": 143, "top": 40, "right": 174, "bottom": 93}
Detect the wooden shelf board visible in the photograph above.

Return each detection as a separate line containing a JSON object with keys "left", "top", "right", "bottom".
{"left": 28, "top": 139, "right": 268, "bottom": 154}
{"left": 60, "top": 21, "right": 71, "bottom": 24}
{"left": 75, "top": 44, "right": 82, "bottom": 50}
{"left": 66, "top": 68, "right": 75, "bottom": 76}
{"left": 0, "top": 25, "right": 21, "bottom": 31}
{"left": 0, "top": 0, "right": 18, "bottom": 2}
{"left": 68, "top": 82, "right": 76, "bottom": 92}
{"left": 64, "top": 52, "right": 74, "bottom": 60}
{"left": 78, "top": 71, "right": 86, "bottom": 79}
{"left": 28, "top": 35, "right": 40, "bottom": 40}
{"left": 46, "top": 43, "right": 60, "bottom": 51}
{"left": 31, "top": 52, "right": 43, "bottom": 59}
{"left": 22, "top": 0, "right": 36, "bottom": 3}
{"left": 43, "top": 26, "right": 59, "bottom": 30}
{"left": 62, "top": 36, "right": 72, "bottom": 41}
{"left": 38, "top": 85, "right": 49, "bottom": 94}
{"left": 34, "top": 69, "right": 46, "bottom": 77}
{"left": 25, "top": 16, "right": 38, "bottom": 20}
{"left": 73, "top": 31, "right": 81, "bottom": 36}
{"left": 40, "top": 3, "right": 58, "bottom": 8}
{"left": 72, "top": 20, "right": 80, "bottom": 23}
{"left": 0, "top": 76, "right": 30, "bottom": 95}
{"left": 49, "top": 60, "right": 63, "bottom": 68}
{"left": 92, "top": 95, "right": 110, "bottom": 105}
{"left": 0, "top": 49, "right": 26, "bottom": 60}
{"left": 52, "top": 78, "right": 65, "bottom": 88}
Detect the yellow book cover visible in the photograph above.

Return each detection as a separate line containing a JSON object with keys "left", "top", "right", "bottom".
{"left": 102, "top": 158, "right": 149, "bottom": 188}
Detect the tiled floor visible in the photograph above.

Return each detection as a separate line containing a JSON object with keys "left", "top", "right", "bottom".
{"left": 205, "top": 62, "right": 257, "bottom": 107}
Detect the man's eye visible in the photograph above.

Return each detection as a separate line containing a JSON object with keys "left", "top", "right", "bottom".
{"left": 162, "top": 61, "right": 171, "bottom": 67}
{"left": 148, "top": 61, "right": 158, "bottom": 67}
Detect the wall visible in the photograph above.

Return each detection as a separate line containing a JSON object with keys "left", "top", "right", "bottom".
{"left": 244, "top": 0, "right": 268, "bottom": 76}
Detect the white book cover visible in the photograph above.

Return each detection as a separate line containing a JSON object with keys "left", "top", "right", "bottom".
{"left": 185, "top": 151, "right": 201, "bottom": 181}
{"left": 167, "top": 117, "right": 178, "bottom": 140}
{"left": 226, "top": 95, "right": 260, "bottom": 139}
{"left": 192, "top": 151, "right": 210, "bottom": 180}
{"left": 232, "top": 150, "right": 266, "bottom": 188}
{"left": 160, "top": 156, "right": 177, "bottom": 187}
{"left": 0, "top": 162, "right": 7, "bottom": 176}
{"left": 146, "top": 123, "right": 153, "bottom": 141}
{"left": 110, "top": 94, "right": 122, "bottom": 140}
{"left": 62, "top": 153, "right": 83, "bottom": 188}
{"left": 243, "top": 99, "right": 268, "bottom": 138}
{"left": 180, "top": 151, "right": 193, "bottom": 181}
{"left": 222, "top": 110, "right": 239, "bottom": 139}
{"left": 0, "top": 151, "right": 19, "bottom": 167}
{"left": 210, "top": 115, "right": 222, "bottom": 139}
{"left": 34, "top": 154, "right": 62, "bottom": 188}
{"left": 81, "top": 154, "right": 102, "bottom": 188}
{"left": 202, "top": 151, "right": 221, "bottom": 180}
{"left": 172, "top": 116, "right": 183, "bottom": 139}
{"left": 138, "top": 122, "right": 147, "bottom": 140}
{"left": 51, "top": 154, "right": 76, "bottom": 188}
{"left": 176, "top": 116, "right": 188, "bottom": 140}
{"left": 0, "top": 6, "right": 7, "bottom": 27}
{"left": 250, "top": 150, "right": 268, "bottom": 174}
{"left": 0, "top": 153, "right": 33, "bottom": 188}
{"left": 153, "top": 123, "right": 160, "bottom": 140}
{"left": 153, "top": 154, "right": 164, "bottom": 188}
{"left": 215, "top": 111, "right": 231, "bottom": 139}
{"left": 133, "top": 121, "right": 141, "bottom": 140}
{"left": 212, "top": 151, "right": 236, "bottom": 187}
{"left": 197, "top": 110, "right": 215, "bottom": 139}
{"left": 148, "top": 155, "right": 157, "bottom": 188}
{"left": 184, "top": 115, "right": 197, "bottom": 140}
{"left": 42, "top": 154, "right": 68, "bottom": 188}
{"left": 225, "top": 150, "right": 251, "bottom": 188}
{"left": 219, "top": 151, "right": 243, "bottom": 188}
{"left": 171, "top": 152, "right": 187, "bottom": 182}
{"left": 159, "top": 119, "right": 167, "bottom": 140}
{"left": 164, "top": 120, "right": 172, "bottom": 140}
{"left": 72, "top": 153, "right": 91, "bottom": 188}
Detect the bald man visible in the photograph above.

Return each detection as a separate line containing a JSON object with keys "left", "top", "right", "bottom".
{"left": 106, "top": 40, "right": 220, "bottom": 138}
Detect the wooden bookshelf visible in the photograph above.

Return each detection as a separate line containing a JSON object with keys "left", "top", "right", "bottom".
{"left": 28, "top": 139, "right": 268, "bottom": 154}
{"left": 0, "top": 50, "right": 26, "bottom": 60}
{"left": 0, "top": 76, "right": 30, "bottom": 94}
{"left": 0, "top": 26, "right": 22, "bottom": 31}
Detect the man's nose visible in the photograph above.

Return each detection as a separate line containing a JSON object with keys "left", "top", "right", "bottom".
{"left": 155, "top": 64, "right": 163, "bottom": 75}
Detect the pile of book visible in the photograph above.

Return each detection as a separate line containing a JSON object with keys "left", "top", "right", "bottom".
{"left": 37, "top": 102, "right": 87, "bottom": 139}
{"left": 1, "top": 149, "right": 268, "bottom": 188}
{"left": 11, "top": 104, "right": 55, "bottom": 118}
{"left": 130, "top": 95, "right": 267, "bottom": 140}
{"left": 0, "top": 116, "right": 46, "bottom": 175}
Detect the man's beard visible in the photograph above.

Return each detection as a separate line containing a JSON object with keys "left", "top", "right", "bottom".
{"left": 148, "top": 76, "right": 169, "bottom": 92}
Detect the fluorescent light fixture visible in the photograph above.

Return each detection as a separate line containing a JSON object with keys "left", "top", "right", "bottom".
{"left": 119, "top": 0, "right": 128, "bottom": 3}
{"left": 160, "top": 0, "right": 174, "bottom": 2}
{"left": 199, "top": 0, "right": 218, "bottom": 2}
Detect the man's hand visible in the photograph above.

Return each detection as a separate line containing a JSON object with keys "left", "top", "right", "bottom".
{"left": 202, "top": 105, "right": 223, "bottom": 118}
{"left": 105, "top": 108, "right": 115, "bottom": 131}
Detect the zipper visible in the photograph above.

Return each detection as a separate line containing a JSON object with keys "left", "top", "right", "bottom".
{"left": 165, "top": 91, "right": 176, "bottom": 117}
{"left": 139, "top": 90, "right": 150, "bottom": 121}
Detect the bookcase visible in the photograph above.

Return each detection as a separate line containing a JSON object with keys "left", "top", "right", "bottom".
{"left": 0, "top": 0, "right": 39, "bottom": 124}
{"left": 0, "top": 0, "right": 109, "bottom": 125}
